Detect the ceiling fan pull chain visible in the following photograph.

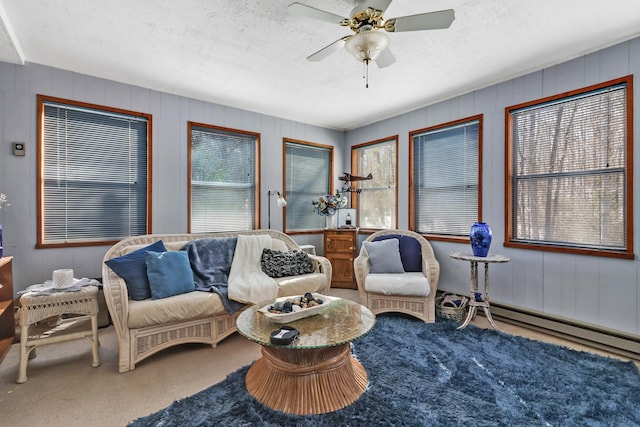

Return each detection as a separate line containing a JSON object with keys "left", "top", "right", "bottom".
{"left": 364, "top": 59, "right": 369, "bottom": 88}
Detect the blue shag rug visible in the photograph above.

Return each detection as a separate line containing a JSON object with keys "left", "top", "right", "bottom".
{"left": 129, "top": 314, "right": 640, "bottom": 426}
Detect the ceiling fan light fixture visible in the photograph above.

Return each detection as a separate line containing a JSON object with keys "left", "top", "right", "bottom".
{"left": 344, "top": 28, "right": 389, "bottom": 63}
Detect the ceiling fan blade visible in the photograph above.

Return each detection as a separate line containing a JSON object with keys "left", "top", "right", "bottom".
{"left": 375, "top": 47, "right": 396, "bottom": 68}
{"left": 307, "top": 37, "right": 349, "bottom": 62}
{"left": 349, "top": 0, "right": 393, "bottom": 18}
{"left": 386, "top": 9, "right": 455, "bottom": 32}
{"left": 288, "top": 2, "right": 347, "bottom": 25}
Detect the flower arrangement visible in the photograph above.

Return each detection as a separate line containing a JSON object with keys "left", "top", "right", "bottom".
{"left": 312, "top": 192, "right": 347, "bottom": 216}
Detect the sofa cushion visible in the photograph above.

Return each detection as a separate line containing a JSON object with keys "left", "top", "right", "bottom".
{"left": 275, "top": 272, "right": 328, "bottom": 297}
{"left": 364, "top": 272, "right": 430, "bottom": 296}
{"left": 373, "top": 234, "right": 422, "bottom": 272}
{"left": 261, "top": 249, "right": 315, "bottom": 278}
{"left": 127, "top": 291, "right": 226, "bottom": 329}
{"left": 363, "top": 238, "right": 405, "bottom": 274}
{"left": 104, "top": 240, "right": 167, "bottom": 301}
{"left": 145, "top": 250, "right": 195, "bottom": 299}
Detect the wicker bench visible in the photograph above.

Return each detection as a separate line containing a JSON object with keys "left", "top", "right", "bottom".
{"left": 102, "top": 230, "right": 332, "bottom": 373}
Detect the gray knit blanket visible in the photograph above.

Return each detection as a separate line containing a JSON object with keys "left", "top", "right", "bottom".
{"left": 180, "top": 237, "right": 245, "bottom": 314}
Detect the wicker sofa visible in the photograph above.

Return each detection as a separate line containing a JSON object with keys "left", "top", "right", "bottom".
{"left": 102, "top": 230, "right": 332, "bottom": 373}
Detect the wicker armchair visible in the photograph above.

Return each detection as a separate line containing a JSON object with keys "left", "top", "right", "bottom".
{"left": 354, "top": 229, "right": 439, "bottom": 323}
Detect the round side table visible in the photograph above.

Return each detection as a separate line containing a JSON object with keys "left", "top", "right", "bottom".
{"left": 448, "top": 252, "right": 510, "bottom": 332}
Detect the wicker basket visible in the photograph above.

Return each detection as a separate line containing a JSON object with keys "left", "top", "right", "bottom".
{"left": 436, "top": 293, "right": 469, "bottom": 322}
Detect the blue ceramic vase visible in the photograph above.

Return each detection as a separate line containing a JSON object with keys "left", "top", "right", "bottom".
{"left": 469, "top": 222, "right": 492, "bottom": 257}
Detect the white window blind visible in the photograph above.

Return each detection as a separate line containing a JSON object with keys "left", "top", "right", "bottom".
{"left": 285, "top": 141, "right": 331, "bottom": 231}
{"left": 413, "top": 120, "right": 479, "bottom": 235}
{"left": 354, "top": 139, "right": 396, "bottom": 229}
{"left": 510, "top": 83, "right": 627, "bottom": 250}
{"left": 41, "top": 99, "right": 149, "bottom": 244}
{"left": 190, "top": 125, "right": 257, "bottom": 232}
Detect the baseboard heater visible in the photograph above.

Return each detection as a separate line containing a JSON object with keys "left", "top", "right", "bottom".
{"left": 481, "top": 301, "right": 640, "bottom": 361}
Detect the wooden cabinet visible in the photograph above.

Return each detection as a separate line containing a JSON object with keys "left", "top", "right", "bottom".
{"left": 0, "top": 256, "right": 15, "bottom": 363}
{"left": 323, "top": 229, "right": 358, "bottom": 289}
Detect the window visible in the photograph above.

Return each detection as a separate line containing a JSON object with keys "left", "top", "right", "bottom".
{"left": 285, "top": 139, "right": 333, "bottom": 231}
{"left": 37, "top": 95, "right": 151, "bottom": 247}
{"left": 352, "top": 136, "right": 397, "bottom": 229}
{"left": 410, "top": 116, "right": 482, "bottom": 238}
{"left": 506, "top": 76, "right": 633, "bottom": 258}
{"left": 188, "top": 122, "right": 259, "bottom": 232}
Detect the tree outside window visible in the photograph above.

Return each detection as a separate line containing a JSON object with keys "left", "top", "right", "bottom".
{"left": 506, "top": 76, "right": 632, "bottom": 258}
{"left": 352, "top": 137, "right": 397, "bottom": 229}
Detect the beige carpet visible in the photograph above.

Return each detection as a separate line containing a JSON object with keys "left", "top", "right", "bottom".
{"left": 0, "top": 288, "right": 632, "bottom": 427}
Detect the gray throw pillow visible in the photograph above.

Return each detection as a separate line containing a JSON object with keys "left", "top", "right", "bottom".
{"left": 363, "top": 238, "right": 405, "bottom": 274}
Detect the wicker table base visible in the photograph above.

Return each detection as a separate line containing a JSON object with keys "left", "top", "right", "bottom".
{"left": 245, "top": 343, "right": 367, "bottom": 415}
{"left": 448, "top": 252, "right": 510, "bottom": 332}
{"left": 17, "top": 285, "right": 100, "bottom": 383}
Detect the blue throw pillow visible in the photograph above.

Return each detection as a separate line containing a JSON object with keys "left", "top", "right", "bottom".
{"left": 363, "top": 238, "right": 405, "bottom": 274}
{"left": 104, "top": 240, "right": 167, "bottom": 300}
{"left": 145, "top": 250, "right": 195, "bottom": 299}
{"left": 373, "top": 234, "right": 422, "bottom": 272}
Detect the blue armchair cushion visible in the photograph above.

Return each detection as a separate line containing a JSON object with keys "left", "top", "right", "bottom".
{"left": 145, "top": 250, "right": 195, "bottom": 299}
{"left": 372, "top": 234, "right": 423, "bottom": 272}
{"left": 104, "top": 240, "right": 167, "bottom": 300}
{"left": 363, "top": 238, "right": 405, "bottom": 274}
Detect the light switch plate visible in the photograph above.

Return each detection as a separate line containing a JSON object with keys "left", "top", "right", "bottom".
{"left": 13, "top": 142, "right": 25, "bottom": 156}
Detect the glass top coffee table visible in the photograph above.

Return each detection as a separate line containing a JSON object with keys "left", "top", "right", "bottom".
{"left": 236, "top": 297, "right": 375, "bottom": 415}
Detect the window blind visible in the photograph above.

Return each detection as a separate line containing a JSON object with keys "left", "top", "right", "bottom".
{"left": 190, "top": 125, "right": 257, "bottom": 232}
{"left": 413, "top": 120, "right": 479, "bottom": 235}
{"left": 41, "top": 100, "right": 149, "bottom": 244}
{"left": 285, "top": 142, "right": 331, "bottom": 230}
{"left": 511, "top": 84, "right": 627, "bottom": 249}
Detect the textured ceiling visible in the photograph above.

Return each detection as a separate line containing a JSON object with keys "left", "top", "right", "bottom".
{"left": 0, "top": 0, "right": 639, "bottom": 130}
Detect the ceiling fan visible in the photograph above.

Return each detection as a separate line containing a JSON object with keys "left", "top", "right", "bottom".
{"left": 288, "top": 0, "right": 455, "bottom": 86}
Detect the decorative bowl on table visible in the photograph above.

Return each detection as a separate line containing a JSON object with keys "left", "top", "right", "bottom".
{"left": 258, "top": 293, "right": 339, "bottom": 324}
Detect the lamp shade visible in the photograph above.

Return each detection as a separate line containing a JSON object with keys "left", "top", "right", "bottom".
{"left": 344, "top": 29, "right": 389, "bottom": 62}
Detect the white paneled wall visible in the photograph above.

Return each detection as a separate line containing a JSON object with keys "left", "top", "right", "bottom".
{"left": 0, "top": 62, "right": 343, "bottom": 291}
{"left": 2, "top": 37, "right": 640, "bottom": 337}
{"left": 346, "top": 38, "right": 640, "bottom": 336}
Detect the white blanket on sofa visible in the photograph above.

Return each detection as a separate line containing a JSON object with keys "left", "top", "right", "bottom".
{"left": 228, "top": 234, "right": 278, "bottom": 304}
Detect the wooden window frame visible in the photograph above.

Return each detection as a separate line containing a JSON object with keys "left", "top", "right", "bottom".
{"left": 37, "top": 95, "right": 152, "bottom": 248}
{"left": 504, "top": 75, "right": 634, "bottom": 259}
{"left": 187, "top": 122, "right": 261, "bottom": 233}
{"left": 351, "top": 135, "right": 399, "bottom": 231}
{"left": 409, "top": 115, "right": 483, "bottom": 242}
{"left": 283, "top": 138, "right": 334, "bottom": 235}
